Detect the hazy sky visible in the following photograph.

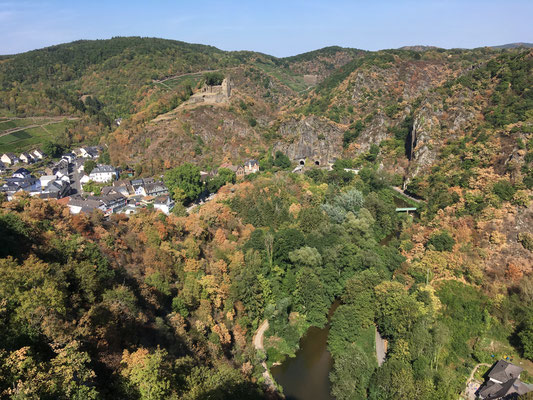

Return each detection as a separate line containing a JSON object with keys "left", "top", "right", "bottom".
{"left": 1, "top": 0, "right": 532, "bottom": 56}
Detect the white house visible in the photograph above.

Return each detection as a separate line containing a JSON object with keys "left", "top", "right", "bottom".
{"left": 61, "top": 152, "right": 76, "bottom": 163}
{"left": 19, "top": 152, "right": 34, "bottom": 164}
{"left": 154, "top": 195, "right": 175, "bottom": 215}
{"left": 1, "top": 153, "right": 19, "bottom": 165}
{"left": 39, "top": 175, "right": 57, "bottom": 189}
{"left": 55, "top": 168, "right": 69, "bottom": 180}
{"left": 32, "top": 149, "right": 45, "bottom": 160}
{"left": 12, "top": 168, "right": 31, "bottom": 179}
{"left": 67, "top": 196, "right": 106, "bottom": 215}
{"left": 89, "top": 165, "right": 117, "bottom": 183}
{"left": 244, "top": 159, "right": 260, "bottom": 175}
{"left": 80, "top": 173, "right": 91, "bottom": 185}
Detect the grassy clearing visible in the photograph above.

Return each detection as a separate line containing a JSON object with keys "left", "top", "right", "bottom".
{"left": 356, "top": 325, "right": 378, "bottom": 367}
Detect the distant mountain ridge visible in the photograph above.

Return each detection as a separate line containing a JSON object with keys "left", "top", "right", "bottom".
{"left": 490, "top": 42, "right": 533, "bottom": 49}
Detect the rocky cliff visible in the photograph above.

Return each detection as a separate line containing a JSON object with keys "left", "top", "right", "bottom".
{"left": 273, "top": 116, "right": 343, "bottom": 164}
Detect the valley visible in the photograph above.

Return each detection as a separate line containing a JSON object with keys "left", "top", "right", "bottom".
{"left": 0, "top": 37, "right": 532, "bottom": 400}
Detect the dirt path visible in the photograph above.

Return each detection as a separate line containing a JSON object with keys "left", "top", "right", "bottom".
{"left": 254, "top": 320, "right": 269, "bottom": 351}
{"left": 154, "top": 67, "right": 241, "bottom": 84}
{"left": 0, "top": 117, "right": 79, "bottom": 138}
{"left": 462, "top": 363, "right": 491, "bottom": 400}
{"left": 252, "top": 320, "right": 277, "bottom": 391}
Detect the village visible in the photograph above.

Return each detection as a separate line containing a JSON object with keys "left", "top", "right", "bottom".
{"left": 0, "top": 147, "right": 260, "bottom": 216}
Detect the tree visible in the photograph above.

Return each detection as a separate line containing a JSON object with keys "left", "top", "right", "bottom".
{"left": 492, "top": 180, "right": 516, "bottom": 202}
{"left": 289, "top": 246, "right": 322, "bottom": 268}
{"left": 519, "top": 314, "right": 533, "bottom": 360}
{"left": 374, "top": 281, "right": 423, "bottom": 338}
{"left": 368, "top": 359, "right": 417, "bottom": 400}
{"left": 206, "top": 167, "right": 236, "bottom": 193}
{"left": 84, "top": 160, "right": 97, "bottom": 174}
{"left": 426, "top": 231, "right": 455, "bottom": 252}
{"left": 294, "top": 267, "right": 329, "bottom": 326}
{"left": 330, "top": 343, "right": 373, "bottom": 400}
{"left": 203, "top": 72, "right": 224, "bottom": 86}
{"left": 164, "top": 163, "right": 203, "bottom": 204}
{"left": 329, "top": 305, "right": 366, "bottom": 357}
{"left": 121, "top": 347, "right": 172, "bottom": 400}
{"left": 43, "top": 141, "right": 65, "bottom": 158}
{"left": 273, "top": 151, "right": 291, "bottom": 169}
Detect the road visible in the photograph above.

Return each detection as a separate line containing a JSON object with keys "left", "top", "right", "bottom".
{"left": 391, "top": 186, "right": 422, "bottom": 204}
{"left": 186, "top": 192, "right": 216, "bottom": 214}
{"left": 70, "top": 159, "right": 83, "bottom": 195}
{"left": 252, "top": 320, "right": 277, "bottom": 391}
{"left": 375, "top": 326, "right": 387, "bottom": 366}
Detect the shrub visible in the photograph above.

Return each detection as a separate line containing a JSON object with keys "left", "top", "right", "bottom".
{"left": 492, "top": 180, "right": 516, "bottom": 202}
{"left": 426, "top": 231, "right": 455, "bottom": 252}
{"left": 518, "top": 232, "right": 533, "bottom": 252}
{"left": 273, "top": 151, "right": 291, "bottom": 169}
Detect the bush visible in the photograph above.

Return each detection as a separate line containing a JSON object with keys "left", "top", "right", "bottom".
{"left": 492, "top": 180, "right": 516, "bottom": 202}
{"left": 343, "top": 121, "right": 364, "bottom": 148}
{"left": 426, "top": 231, "right": 455, "bottom": 252}
{"left": 273, "top": 151, "right": 291, "bottom": 169}
{"left": 519, "top": 232, "right": 533, "bottom": 252}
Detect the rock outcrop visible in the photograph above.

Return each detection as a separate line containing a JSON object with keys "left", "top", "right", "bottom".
{"left": 274, "top": 116, "right": 343, "bottom": 165}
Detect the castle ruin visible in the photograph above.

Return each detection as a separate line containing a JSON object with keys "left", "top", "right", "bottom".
{"left": 187, "top": 78, "right": 231, "bottom": 105}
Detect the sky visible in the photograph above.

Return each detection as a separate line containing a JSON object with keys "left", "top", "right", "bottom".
{"left": 1, "top": 0, "right": 532, "bottom": 56}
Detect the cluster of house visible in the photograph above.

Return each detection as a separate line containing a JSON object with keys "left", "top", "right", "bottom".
{"left": 1, "top": 151, "right": 261, "bottom": 216}
{"left": 0, "top": 146, "right": 106, "bottom": 199}
{"left": 64, "top": 177, "right": 174, "bottom": 216}
{"left": 477, "top": 360, "right": 532, "bottom": 399}
{"left": 0, "top": 167, "right": 70, "bottom": 200}
{"left": 0, "top": 149, "right": 46, "bottom": 171}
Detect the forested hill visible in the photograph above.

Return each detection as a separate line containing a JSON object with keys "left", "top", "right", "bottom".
{"left": 0, "top": 37, "right": 251, "bottom": 118}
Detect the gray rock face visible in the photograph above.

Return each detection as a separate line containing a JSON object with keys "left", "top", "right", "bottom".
{"left": 406, "top": 88, "right": 478, "bottom": 182}
{"left": 274, "top": 116, "right": 343, "bottom": 164}
{"left": 356, "top": 112, "right": 389, "bottom": 152}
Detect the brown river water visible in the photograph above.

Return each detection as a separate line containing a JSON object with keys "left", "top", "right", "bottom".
{"left": 270, "top": 301, "right": 340, "bottom": 400}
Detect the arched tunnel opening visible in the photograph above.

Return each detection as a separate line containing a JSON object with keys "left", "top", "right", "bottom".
{"left": 314, "top": 160, "right": 320, "bottom": 166}
{"left": 299, "top": 159, "right": 305, "bottom": 166}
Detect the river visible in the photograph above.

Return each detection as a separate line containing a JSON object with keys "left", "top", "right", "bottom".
{"left": 270, "top": 300, "right": 340, "bottom": 400}
{"left": 270, "top": 195, "right": 407, "bottom": 399}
